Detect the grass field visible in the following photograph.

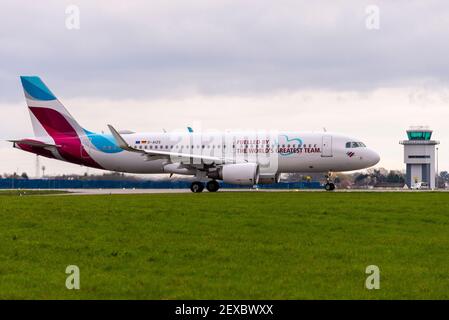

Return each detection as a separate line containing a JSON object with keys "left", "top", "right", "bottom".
{"left": 0, "top": 191, "right": 448, "bottom": 299}
{"left": 0, "top": 190, "right": 69, "bottom": 196}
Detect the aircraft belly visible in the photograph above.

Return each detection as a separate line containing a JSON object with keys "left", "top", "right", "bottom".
{"left": 88, "top": 149, "right": 165, "bottom": 173}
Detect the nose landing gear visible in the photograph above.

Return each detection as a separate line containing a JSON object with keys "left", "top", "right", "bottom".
{"left": 324, "top": 171, "right": 336, "bottom": 191}
{"left": 324, "top": 182, "right": 335, "bottom": 191}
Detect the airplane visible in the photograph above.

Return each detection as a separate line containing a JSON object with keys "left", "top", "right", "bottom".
{"left": 10, "top": 76, "right": 380, "bottom": 192}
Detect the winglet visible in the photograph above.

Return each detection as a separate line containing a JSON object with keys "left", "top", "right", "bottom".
{"left": 107, "top": 125, "right": 134, "bottom": 152}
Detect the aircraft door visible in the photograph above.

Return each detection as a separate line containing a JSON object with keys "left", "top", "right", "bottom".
{"left": 321, "top": 135, "right": 333, "bottom": 157}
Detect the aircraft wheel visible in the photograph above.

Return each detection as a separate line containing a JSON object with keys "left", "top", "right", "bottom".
{"left": 325, "top": 183, "right": 335, "bottom": 191}
{"left": 206, "top": 180, "right": 220, "bottom": 192}
{"left": 190, "top": 181, "right": 204, "bottom": 193}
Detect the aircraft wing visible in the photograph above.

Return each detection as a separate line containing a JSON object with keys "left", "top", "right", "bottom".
{"left": 107, "top": 125, "right": 233, "bottom": 164}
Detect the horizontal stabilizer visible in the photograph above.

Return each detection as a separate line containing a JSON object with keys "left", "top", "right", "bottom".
{"left": 8, "top": 139, "right": 60, "bottom": 148}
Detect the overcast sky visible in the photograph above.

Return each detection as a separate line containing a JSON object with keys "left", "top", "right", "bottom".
{"left": 1, "top": 0, "right": 449, "bottom": 176}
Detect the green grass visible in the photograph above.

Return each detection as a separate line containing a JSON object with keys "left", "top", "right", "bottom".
{"left": 0, "top": 192, "right": 448, "bottom": 299}
{"left": 0, "top": 190, "right": 69, "bottom": 196}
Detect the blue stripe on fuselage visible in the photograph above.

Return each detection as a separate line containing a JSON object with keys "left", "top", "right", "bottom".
{"left": 83, "top": 129, "right": 123, "bottom": 153}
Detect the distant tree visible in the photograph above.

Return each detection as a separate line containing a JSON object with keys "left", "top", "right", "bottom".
{"left": 21, "top": 172, "right": 29, "bottom": 179}
{"left": 386, "top": 170, "right": 404, "bottom": 184}
{"left": 367, "top": 167, "right": 388, "bottom": 177}
{"left": 438, "top": 171, "right": 449, "bottom": 188}
{"left": 439, "top": 171, "right": 449, "bottom": 182}
{"left": 354, "top": 173, "right": 369, "bottom": 185}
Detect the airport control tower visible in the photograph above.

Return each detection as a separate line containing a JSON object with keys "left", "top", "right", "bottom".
{"left": 399, "top": 126, "right": 439, "bottom": 189}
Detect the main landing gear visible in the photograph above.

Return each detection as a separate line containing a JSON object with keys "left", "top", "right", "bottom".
{"left": 324, "top": 171, "right": 336, "bottom": 191}
{"left": 190, "top": 181, "right": 204, "bottom": 193}
{"left": 206, "top": 180, "right": 220, "bottom": 192}
{"left": 190, "top": 180, "right": 220, "bottom": 193}
{"left": 324, "top": 182, "right": 335, "bottom": 191}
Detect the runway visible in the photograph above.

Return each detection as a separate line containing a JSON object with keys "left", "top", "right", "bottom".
{"left": 56, "top": 188, "right": 286, "bottom": 195}
{"left": 42, "top": 188, "right": 449, "bottom": 195}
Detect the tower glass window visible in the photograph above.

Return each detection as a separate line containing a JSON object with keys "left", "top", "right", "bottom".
{"left": 407, "top": 131, "right": 432, "bottom": 140}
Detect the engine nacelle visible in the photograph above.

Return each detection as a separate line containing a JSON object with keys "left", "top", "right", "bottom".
{"left": 257, "top": 173, "right": 281, "bottom": 184}
{"left": 208, "top": 163, "right": 260, "bottom": 185}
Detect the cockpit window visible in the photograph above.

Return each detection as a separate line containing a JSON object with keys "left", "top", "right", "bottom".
{"left": 346, "top": 141, "right": 366, "bottom": 148}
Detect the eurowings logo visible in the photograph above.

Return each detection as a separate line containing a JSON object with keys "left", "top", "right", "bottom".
{"left": 278, "top": 135, "right": 303, "bottom": 156}
{"left": 347, "top": 151, "right": 355, "bottom": 158}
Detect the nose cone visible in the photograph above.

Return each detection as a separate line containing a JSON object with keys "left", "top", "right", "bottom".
{"left": 366, "top": 149, "right": 380, "bottom": 167}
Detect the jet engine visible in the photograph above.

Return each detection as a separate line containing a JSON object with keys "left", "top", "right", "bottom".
{"left": 208, "top": 163, "right": 259, "bottom": 185}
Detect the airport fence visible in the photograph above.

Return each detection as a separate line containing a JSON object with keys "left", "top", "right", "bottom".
{"left": 0, "top": 178, "right": 321, "bottom": 190}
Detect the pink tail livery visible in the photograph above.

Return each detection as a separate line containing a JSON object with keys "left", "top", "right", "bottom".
{"left": 17, "top": 76, "right": 102, "bottom": 168}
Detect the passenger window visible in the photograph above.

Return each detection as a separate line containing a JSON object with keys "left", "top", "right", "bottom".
{"left": 346, "top": 142, "right": 351, "bottom": 148}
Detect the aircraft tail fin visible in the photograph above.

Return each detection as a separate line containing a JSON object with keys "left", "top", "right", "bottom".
{"left": 20, "top": 76, "right": 85, "bottom": 139}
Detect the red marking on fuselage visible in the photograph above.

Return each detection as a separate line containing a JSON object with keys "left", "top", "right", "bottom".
{"left": 28, "top": 107, "right": 103, "bottom": 169}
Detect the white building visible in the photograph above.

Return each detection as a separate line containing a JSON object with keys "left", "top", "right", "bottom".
{"left": 399, "top": 126, "right": 439, "bottom": 189}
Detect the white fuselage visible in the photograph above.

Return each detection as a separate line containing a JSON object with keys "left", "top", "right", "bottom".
{"left": 80, "top": 131, "right": 380, "bottom": 175}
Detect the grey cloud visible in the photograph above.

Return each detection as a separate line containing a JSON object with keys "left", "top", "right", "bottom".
{"left": 1, "top": 0, "right": 449, "bottom": 102}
